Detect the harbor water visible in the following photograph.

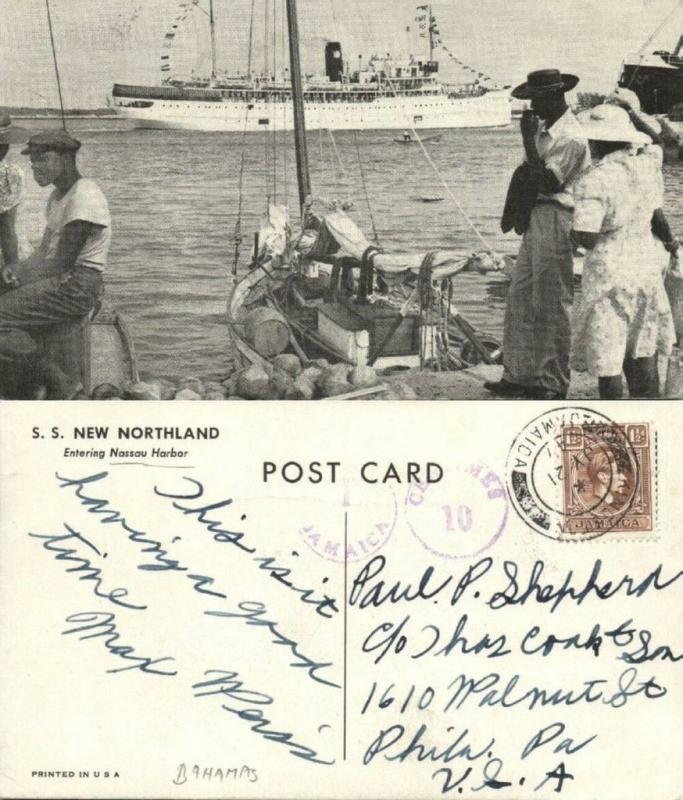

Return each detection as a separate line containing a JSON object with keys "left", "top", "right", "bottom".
{"left": 10, "top": 118, "right": 683, "bottom": 381}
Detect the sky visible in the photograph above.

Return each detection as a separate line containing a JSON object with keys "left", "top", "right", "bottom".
{"left": 0, "top": 0, "right": 680, "bottom": 108}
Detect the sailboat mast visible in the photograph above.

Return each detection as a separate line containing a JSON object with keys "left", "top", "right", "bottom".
{"left": 45, "top": 0, "right": 67, "bottom": 130}
{"left": 285, "top": 0, "right": 311, "bottom": 210}
{"left": 209, "top": 0, "right": 217, "bottom": 79}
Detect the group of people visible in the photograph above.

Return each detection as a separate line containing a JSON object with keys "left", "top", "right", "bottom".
{"left": 486, "top": 68, "right": 680, "bottom": 400}
{"left": 0, "top": 113, "right": 109, "bottom": 399}
{"left": 0, "top": 69, "right": 680, "bottom": 401}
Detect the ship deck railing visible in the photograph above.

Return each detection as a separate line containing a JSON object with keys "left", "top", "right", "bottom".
{"left": 113, "top": 82, "right": 445, "bottom": 104}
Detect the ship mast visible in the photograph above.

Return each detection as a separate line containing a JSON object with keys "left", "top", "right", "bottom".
{"left": 209, "top": 0, "right": 217, "bottom": 79}
{"left": 285, "top": 0, "right": 311, "bottom": 211}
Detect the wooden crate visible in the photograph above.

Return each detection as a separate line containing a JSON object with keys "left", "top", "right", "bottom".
{"left": 340, "top": 299, "right": 420, "bottom": 356}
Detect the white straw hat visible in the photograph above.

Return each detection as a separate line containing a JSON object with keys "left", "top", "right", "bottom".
{"left": 577, "top": 104, "right": 651, "bottom": 144}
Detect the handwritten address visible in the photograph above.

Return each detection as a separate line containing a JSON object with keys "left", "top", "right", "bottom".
{"left": 25, "top": 470, "right": 683, "bottom": 794}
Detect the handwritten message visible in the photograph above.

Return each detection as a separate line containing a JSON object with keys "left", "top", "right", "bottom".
{"left": 20, "top": 467, "right": 683, "bottom": 796}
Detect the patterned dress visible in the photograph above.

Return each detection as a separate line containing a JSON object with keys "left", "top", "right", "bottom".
{"left": 0, "top": 161, "right": 25, "bottom": 267}
{"left": 571, "top": 144, "right": 674, "bottom": 377}
{"left": 0, "top": 161, "right": 23, "bottom": 215}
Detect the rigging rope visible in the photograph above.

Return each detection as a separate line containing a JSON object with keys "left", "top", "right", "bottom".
{"left": 263, "top": 104, "right": 271, "bottom": 208}
{"left": 232, "top": 107, "right": 251, "bottom": 275}
{"left": 353, "top": 130, "right": 380, "bottom": 245}
{"left": 271, "top": 0, "right": 277, "bottom": 201}
{"left": 637, "top": 0, "right": 681, "bottom": 54}
{"left": 281, "top": 0, "right": 290, "bottom": 207}
{"left": 44, "top": 0, "right": 67, "bottom": 130}
{"left": 627, "top": 0, "right": 683, "bottom": 88}
{"left": 263, "top": 0, "right": 269, "bottom": 77}
{"left": 231, "top": 169, "right": 245, "bottom": 274}
{"left": 327, "top": 128, "right": 346, "bottom": 177}
{"left": 384, "top": 77, "right": 493, "bottom": 252}
{"left": 321, "top": 128, "right": 336, "bottom": 185}
{"left": 247, "top": 0, "right": 256, "bottom": 76}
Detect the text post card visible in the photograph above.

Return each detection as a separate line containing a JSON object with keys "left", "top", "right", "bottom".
{"left": 0, "top": 400, "right": 681, "bottom": 799}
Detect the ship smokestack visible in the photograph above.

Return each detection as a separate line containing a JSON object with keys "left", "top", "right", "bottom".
{"left": 325, "top": 41, "right": 343, "bottom": 82}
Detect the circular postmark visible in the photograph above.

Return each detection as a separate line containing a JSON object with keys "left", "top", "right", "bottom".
{"left": 404, "top": 462, "right": 508, "bottom": 559}
{"left": 298, "top": 481, "right": 397, "bottom": 563}
{"left": 506, "top": 407, "right": 641, "bottom": 541}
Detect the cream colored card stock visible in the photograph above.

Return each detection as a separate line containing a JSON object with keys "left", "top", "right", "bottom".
{"left": 0, "top": 401, "right": 681, "bottom": 799}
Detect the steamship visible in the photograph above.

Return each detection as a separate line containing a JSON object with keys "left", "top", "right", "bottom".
{"left": 112, "top": 4, "right": 511, "bottom": 131}
{"left": 619, "top": 34, "right": 683, "bottom": 115}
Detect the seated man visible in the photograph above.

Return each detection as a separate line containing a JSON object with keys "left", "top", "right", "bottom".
{"left": 0, "top": 130, "right": 110, "bottom": 398}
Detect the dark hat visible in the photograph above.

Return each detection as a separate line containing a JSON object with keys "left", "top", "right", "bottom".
{"left": 511, "top": 69, "right": 579, "bottom": 100}
{"left": 0, "top": 109, "right": 30, "bottom": 145}
{"left": 21, "top": 129, "right": 81, "bottom": 155}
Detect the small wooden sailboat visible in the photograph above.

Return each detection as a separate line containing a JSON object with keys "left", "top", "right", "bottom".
{"left": 226, "top": 0, "right": 504, "bottom": 398}
{"left": 394, "top": 134, "right": 442, "bottom": 144}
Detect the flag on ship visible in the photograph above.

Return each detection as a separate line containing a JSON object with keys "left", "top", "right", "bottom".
{"left": 415, "top": 5, "right": 441, "bottom": 41}
{"left": 160, "top": 0, "right": 202, "bottom": 79}
{"left": 415, "top": 5, "right": 429, "bottom": 35}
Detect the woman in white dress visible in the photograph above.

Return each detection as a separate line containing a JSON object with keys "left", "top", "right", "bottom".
{"left": 571, "top": 104, "right": 678, "bottom": 399}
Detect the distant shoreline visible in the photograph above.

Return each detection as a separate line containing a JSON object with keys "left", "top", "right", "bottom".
{"left": 14, "top": 115, "right": 120, "bottom": 120}
{"left": 9, "top": 108, "right": 118, "bottom": 120}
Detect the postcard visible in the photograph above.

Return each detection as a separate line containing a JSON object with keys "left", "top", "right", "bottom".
{"left": 0, "top": 399, "right": 681, "bottom": 799}
{"left": 1, "top": 0, "right": 683, "bottom": 798}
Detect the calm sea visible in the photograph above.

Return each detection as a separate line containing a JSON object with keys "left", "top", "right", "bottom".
{"left": 10, "top": 118, "right": 683, "bottom": 381}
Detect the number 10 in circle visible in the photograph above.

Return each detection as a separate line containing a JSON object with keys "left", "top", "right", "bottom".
{"left": 442, "top": 504, "right": 472, "bottom": 533}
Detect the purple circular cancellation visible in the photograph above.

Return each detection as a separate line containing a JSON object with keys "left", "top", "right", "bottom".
{"left": 298, "top": 484, "right": 398, "bottom": 563}
{"left": 404, "top": 463, "right": 508, "bottom": 560}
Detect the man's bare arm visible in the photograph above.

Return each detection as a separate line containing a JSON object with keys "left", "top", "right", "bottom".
{"left": 52, "top": 219, "right": 103, "bottom": 273}
{"left": 651, "top": 208, "right": 679, "bottom": 252}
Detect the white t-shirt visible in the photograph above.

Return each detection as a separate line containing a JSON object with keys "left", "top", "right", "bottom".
{"left": 44, "top": 178, "right": 111, "bottom": 271}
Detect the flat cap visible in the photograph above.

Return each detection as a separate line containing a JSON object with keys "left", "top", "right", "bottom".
{"left": 21, "top": 129, "right": 81, "bottom": 155}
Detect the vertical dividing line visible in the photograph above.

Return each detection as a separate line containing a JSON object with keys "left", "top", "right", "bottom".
{"left": 343, "top": 509, "right": 348, "bottom": 761}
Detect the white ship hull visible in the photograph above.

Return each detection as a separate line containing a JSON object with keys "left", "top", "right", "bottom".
{"left": 113, "top": 90, "right": 511, "bottom": 131}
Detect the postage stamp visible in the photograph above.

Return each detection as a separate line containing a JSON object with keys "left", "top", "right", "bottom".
{"left": 506, "top": 407, "right": 655, "bottom": 541}
{"left": 561, "top": 423, "right": 653, "bottom": 535}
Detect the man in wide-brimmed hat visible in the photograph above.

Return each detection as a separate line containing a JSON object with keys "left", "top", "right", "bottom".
{"left": 0, "top": 110, "right": 29, "bottom": 275}
{"left": 485, "top": 69, "right": 591, "bottom": 400}
{"left": 0, "top": 129, "right": 109, "bottom": 398}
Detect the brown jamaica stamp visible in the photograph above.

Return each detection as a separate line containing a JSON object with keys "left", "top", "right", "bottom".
{"left": 506, "top": 407, "right": 655, "bottom": 541}
{"left": 561, "top": 423, "right": 653, "bottom": 535}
